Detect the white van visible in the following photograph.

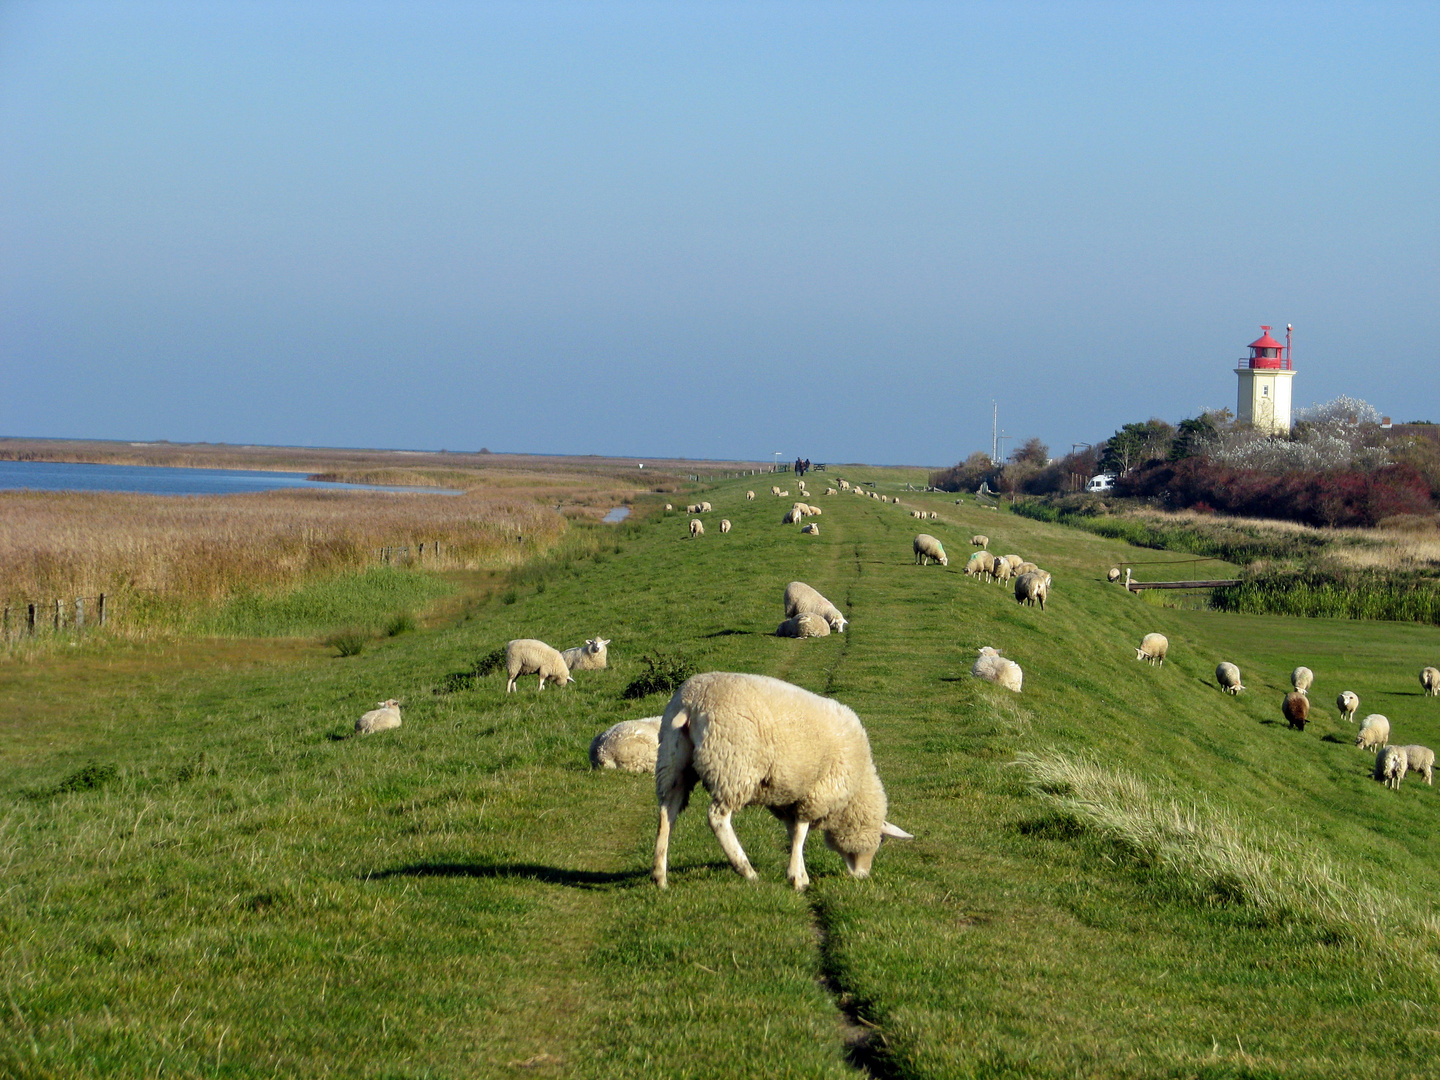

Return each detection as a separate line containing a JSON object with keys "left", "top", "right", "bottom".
{"left": 1085, "top": 473, "right": 1117, "bottom": 493}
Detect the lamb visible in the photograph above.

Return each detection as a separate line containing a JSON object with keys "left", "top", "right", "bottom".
{"left": 1375, "top": 745, "right": 1408, "bottom": 789}
{"left": 689, "top": 518, "right": 705, "bottom": 537}
{"left": 971, "top": 535, "right": 990, "bottom": 548}
{"left": 777, "top": 490, "right": 790, "bottom": 497}
{"left": 1355, "top": 714, "right": 1390, "bottom": 753}
{"left": 1215, "top": 662, "right": 1244, "bottom": 694}
{"left": 784, "top": 581, "right": 848, "bottom": 632}
{"left": 652, "top": 672, "right": 912, "bottom": 890}
{"left": 1135, "top": 633, "right": 1169, "bottom": 666}
{"left": 971, "top": 646, "right": 1023, "bottom": 692}
{"left": 964, "top": 550, "right": 992, "bottom": 581}
{"left": 801, "top": 523, "right": 820, "bottom": 535}
{"left": 504, "top": 639, "right": 573, "bottom": 693}
{"left": 1291, "top": 667, "right": 1314, "bottom": 695}
{"left": 1014, "top": 571, "right": 1048, "bottom": 610}
{"left": 589, "top": 717, "right": 661, "bottom": 772}
{"left": 1399, "top": 745, "right": 1436, "bottom": 785}
{"left": 720, "top": 519, "right": 732, "bottom": 533}
{"left": 1422, "top": 667, "right": 1440, "bottom": 696}
{"left": 913, "top": 534, "right": 948, "bottom": 566}
{"left": 746, "top": 490, "right": 755, "bottom": 500}
{"left": 562, "top": 637, "right": 611, "bottom": 671}
{"left": 355, "top": 699, "right": 401, "bottom": 735}
{"left": 771, "top": 486, "right": 782, "bottom": 496}
{"left": 1282, "top": 691, "right": 1310, "bottom": 731}
{"left": 1107, "top": 567, "right": 1122, "bottom": 583}
{"left": 776, "top": 611, "right": 831, "bottom": 637}
{"left": 1337, "top": 691, "right": 1359, "bottom": 723}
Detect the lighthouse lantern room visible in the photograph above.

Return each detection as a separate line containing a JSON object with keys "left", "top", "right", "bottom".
{"left": 1234, "top": 324, "right": 1296, "bottom": 435}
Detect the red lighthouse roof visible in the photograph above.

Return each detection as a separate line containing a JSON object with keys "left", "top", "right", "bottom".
{"left": 1249, "top": 328, "right": 1283, "bottom": 352}
{"left": 1246, "top": 325, "right": 1289, "bottom": 369}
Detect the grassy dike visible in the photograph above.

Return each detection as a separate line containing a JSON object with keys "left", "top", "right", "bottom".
{"left": 3, "top": 474, "right": 1440, "bottom": 1078}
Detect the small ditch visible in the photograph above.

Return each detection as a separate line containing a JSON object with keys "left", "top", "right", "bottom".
{"left": 810, "top": 893, "right": 909, "bottom": 1079}
{"left": 601, "top": 506, "right": 631, "bottom": 523}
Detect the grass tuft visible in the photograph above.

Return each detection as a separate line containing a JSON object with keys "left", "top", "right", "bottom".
{"left": 383, "top": 612, "right": 417, "bottom": 636}
{"left": 325, "top": 629, "right": 368, "bottom": 657}
{"left": 41, "top": 761, "right": 118, "bottom": 798}
{"left": 622, "top": 651, "right": 695, "bottom": 700}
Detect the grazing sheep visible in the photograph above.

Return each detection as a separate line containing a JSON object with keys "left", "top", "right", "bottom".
{"left": 690, "top": 518, "right": 705, "bottom": 537}
{"left": 652, "top": 672, "right": 912, "bottom": 890}
{"left": 971, "top": 535, "right": 989, "bottom": 548}
{"left": 686, "top": 503, "right": 704, "bottom": 514}
{"left": 1355, "top": 714, "right": 1390, "bottom": 753}
{"left": 562, "top": 637, "right": 611, "bottom": 671}
{"left": 589, "top": 717, "right": 662, "bottom": 772}
{"left": 838, "top": 480, "right": 850, "bottom": 490}
{"left": 964, "top": 551, "right": 992, "bottom": 581}
{"left": 801, "top": 523, "right": 820, "bottom": 535}
{"left": 1004, "top": 554, "right": 1024, "bottom": 574}
{"left": 1283, "top": 691, "right": 1311, "bottom": 731}
{"left": 701, "top": 502, "right": 713, "bottom": 513}
{"left": 911, "top": 509, "right": 924, "bottom": 519}
{"left": 1014, "top": 571, "right": 1048, "bottom": 610}
{"left": 971, "top": 646, "right": 1023, "bottom": 693}
{"left": 720, "top": 519, "right": 732, "bottom": 533}
{"left": 1400, "top": 745, "right": 1436, "bottom": 785}
{"left": 772, "top": 486, "right": 782, "bottom": 496}
{"left": 928, "top": 511, "right": 940, "bottom": 520}
{"left": 991, "top": 556, "right": 1013, "bottom": 584}
{"left": 913, "top": 534, "right": 948, "bottom": 566}
{"left": 784, "top": 581, "right": 848, "bottom": 632}
{"left": 665, "top": 503, "right": 673, "bottom": 511}
{"left": 355, "top": 699, "right": 401, "bottom": 735}
{"left": 504, "top": 639, "right": 573, "bottom": 693}
{"left": 746, "top": 490, "right": 755, "bottom": 500}
{"left": 1017, "top": 561, "right": 1039, "bottom": 576}
{"left": 777, "top": 611, "right": 831, "bottom": 638}
{"left": 1337, "top": 691, "right": 1359, "bottom": 723}
{"left": 1107, "top": 567, "right": 1122, "bottom": 583}
{"left": 782, "top": 508, "right": 805, "bottom": 525}
{"left": 1216, "top": 662, "right": 1244, "bottom": 695}
{"left": 1375, "top": 745, "right": 1408, "bottom": 789}
{"left": 1291, "top": 667, "right": 1314, "bottom": 695}
{"left": 1422, "top": 667, "right": 1440, "bottom": 697}
{"left": 1135, "top": 633, "right": 1169, "bottom": 666}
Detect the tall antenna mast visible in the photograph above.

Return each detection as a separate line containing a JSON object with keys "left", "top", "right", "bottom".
{"left": 992, "top": 401, "right": 998, "bottom": 464}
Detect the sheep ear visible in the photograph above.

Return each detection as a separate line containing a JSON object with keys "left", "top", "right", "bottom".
{"left": 880, "top": 822, "right": 913, "bottom": 841}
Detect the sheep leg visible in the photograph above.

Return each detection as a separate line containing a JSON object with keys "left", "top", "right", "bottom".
{"left": 707, "top": 801, "right": 757, "bottom": 881}
{"left": 506, "top": 675, "right": 517, "bottom": 693}
{"left": 786, "top": 819, "right": 811, "bottom": 891}
{"left": 652, "top": 795, "right": 684, "bottom": 889}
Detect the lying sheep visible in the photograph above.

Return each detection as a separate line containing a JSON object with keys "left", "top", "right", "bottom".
{"left": 1355, "top": 714, "right": 1390, "bottom": 753}
{"left": 1375, "top": 744, "right": 1408, "bottom": 789}
{"left": 1291, "top": 667, "right": 1314, "bottom": 695}
{"left": 965, "top": 551, "right": 992, "bottom": 581}
{"left": 1216, "top": 662, "right": 1244, "bottom": 694}
{"left": 1282, "top": 691, "right": 1310, "bottom": 731}
{"left": 1014, "top": 571, "right": 1048, "bottom": 610}
{"left": 505, "top": 639, "right": 573, "bottom": 693}
{"left": 1400, "top": 745, "right": 1436, "bottom": 785}
{"left": 784, "top": 581, "right": 848, "bottom": 632}
{"left": 746, "top": 490, "right": 755, "bottom": 500}
{"left": 690, "top": 518, "right": 705, "bottom": 537}
{"left": 652, "top": 672, "right": 912, "bottom": 890}
{"left": 1107, "top": 567, "right": 1122, "bottom": 583}
{"left": 771, "top": 486, "right": 782, "bottom": 496}
{"left": 971, "top": 534, "right": 989, "bottom": 548}
{"left": 589, "top": 717, "right": 661, "bottom": 772}
{"left": 777, "top": 611, "right": 831, "bottom": 637}
{"left": 720, "top": 519, "right": 732, "bottom": 533}
{"left": 1337, "top": 691, "right": 1359, "bottom": 723}
{"left": 826, "top": 488, "right": 837, "bottom": 496}
{"left": 356, "top": 699, "right": 401, "bottom": 735}
{"left": 562, "top": 637, "right": 611, "bottom": 671}
{"left": 1422, "top": 667, "right": 1440, "bottom": 697}
{"left": 913, "top": 534, "right": 948, "bottom": 566}
{"left": 801, "top": 523, "right": 820, "bottom": 535}
{"left": 972, "top": 646, "right": 1023, "bottom": 692}
{"left": 778, "top": 490, "right": 790, "bottom": 497}
{"left": 1135, "top": 633, "right": 1169, "bottom": 666}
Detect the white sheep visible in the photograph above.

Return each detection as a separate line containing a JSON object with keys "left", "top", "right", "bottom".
{"left": 1136, "top": 633, "right": 1169, "bottom": 666}
{"left": 1107, "top": 567, "right": 1122, "bottom": 583}
{"left": 784, "top": 581, "right": 848, "bottom": 632}
{"left": 1291, "top": 667, "right": 1314, "bottom": 695}
{"left": 652, "top": 672, "right": 912, "bottom": 890}
{"left": 777, "top": 490, "right": 790, "bottom": 497}
{"left": 1215, "top": 662, "right": 1244, "bottom": 694}
{"left": 1014, "top": 571, "right": 1048, "bottom": 610}
{"left": 1422, "top": 667, "right": 1439, "bottom": 697}
{"left": 1017, "top": 561, "right": 1039, "bottom": 575}
{"left": 1400, "top": 745, "right": 1436, "bottom": 785}
{"left": 689, "top": 518, "right": 705, "bottom": 537}
{"left": 971, "top": 647, "right": 1023, "bottom": 692}
{"left": 504, "top": 639, "right": 573, "bottom": 693}
{"left": 1004, "top": 554, "right": 1024, "bottom": 574}
{"left": 562, "top": 637, "right": 610, "bottom": 671}
{"left": 782, "top": 507, "right": 805, "bottom": 525}
{"left": 1355, "top": 714, "right": 1390, "bottom": 753}
{"left": 777, "top": 611, "right": 831, "bottom": 637}
{"left": 720, "top": 519, "right": 732, "bottom": 533}
{"left": 589, "top": 717, "right": 662, "bottom": 772}
{"left": 356, "top": 699, "right": 401, "bottom": 735}
{"left": 838, "top": 480, "right": 850, "bottom": 490}
{"left": 913, "top": 534, "right": 948, "bottom": 566}
{"left": 746, "top": 490, "right": 755, "bottom": 500}
{"left": 771, "top": 486, "right": 782, "bottom": 496}
{"left": 686, "top": 503, "right": 704, "bottom": 514}
{"left": 970, "top": 534, "right": 989, "bottom": 548}
{"left": 1337, "top": 691, "right": 1359, "bottom": 723}
{"left": 826, "top": 488, "right": 837, "bottom": 496}
{"left": 964, "top": 550, "right": 992, "bottom": 581}
{"left": 801, "top": 522, "right": 820, "bottom": 535}
{"left": 910, "top": 509, "right": 923, "bottom": 519}
{"left": 991, "top": 555, "right": 1013, "bottom": 584}
{"left": 665, "top": 503, "right": 674, "bottom": 511}
{"left": 1375, "top": 744, "right": 1408, "bottom": 789}
{"left": 701, "top": 502, "right": 713, "bottom": 513}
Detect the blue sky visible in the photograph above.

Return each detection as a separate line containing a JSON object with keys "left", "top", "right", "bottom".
{"left": 2, "top": 2, "right": 1435, "bottom": 464}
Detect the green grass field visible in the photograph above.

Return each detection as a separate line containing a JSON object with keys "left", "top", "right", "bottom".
{"left": 4, "top": 473, "right": 1440, "bottom": 1078}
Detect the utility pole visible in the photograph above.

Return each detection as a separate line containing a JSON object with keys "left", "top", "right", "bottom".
{"left": 991, "top": 401, "right": 999, "bottom": 464}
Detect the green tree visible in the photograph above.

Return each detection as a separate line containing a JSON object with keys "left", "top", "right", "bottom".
{"left": 1099, "top": 419, "right": 1176, "bottom": 474}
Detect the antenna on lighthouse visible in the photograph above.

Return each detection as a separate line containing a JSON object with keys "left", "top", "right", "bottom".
{"left": 1286, "top": 324, "right": 1293, "bottom": 368}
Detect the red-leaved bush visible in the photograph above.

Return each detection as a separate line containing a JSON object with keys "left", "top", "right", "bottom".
{"left": 1116, "top": 461, "right": 1434, "bottom": 527}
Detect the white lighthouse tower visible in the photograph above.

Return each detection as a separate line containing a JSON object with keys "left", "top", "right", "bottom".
{"left": 1235, "top": 325, "right": 1296, "bottom": 435}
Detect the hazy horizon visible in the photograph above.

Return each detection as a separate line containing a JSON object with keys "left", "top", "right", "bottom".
{"left": 3, "top": 3, "right": 1436, "bottom": 466}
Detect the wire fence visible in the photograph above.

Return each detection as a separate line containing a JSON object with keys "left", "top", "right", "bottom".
{"left": 2, "top": 594, "right": 108, "bottom": 640}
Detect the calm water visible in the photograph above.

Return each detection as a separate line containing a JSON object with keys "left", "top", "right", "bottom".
{"left": 601, "top": 506, "right": 631, "bottom": 523}
{"left": 0, "top": 460, "right": 462, "bottom": 496}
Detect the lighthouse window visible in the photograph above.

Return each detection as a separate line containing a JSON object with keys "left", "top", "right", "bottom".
{"left": 1262, "top": 386, "right": 1269, "bottom": 396}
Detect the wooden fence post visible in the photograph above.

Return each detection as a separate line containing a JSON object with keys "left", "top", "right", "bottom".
{"left": 54, "top": 598, "right": 62, "bottom": 631}
{"left": 27, "top": 603, "right": 35, "bottom": 635}
{"left": 75, "top": 597, "right": 84, "bottom": 629}
{"left": 98, "top": 593, "right": 107, "bottom": 627}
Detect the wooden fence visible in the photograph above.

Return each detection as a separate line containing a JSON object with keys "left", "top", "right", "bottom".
{"left": 2, "top": 594, "right": 108, "bottom": 639}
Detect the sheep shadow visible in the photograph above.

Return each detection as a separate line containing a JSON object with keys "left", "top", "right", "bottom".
{"left": 362, "top": 859, "right": 720, "bottom": 890}
{"left": 1320, "top": 733, "right": 1350, "bottom": 745}
{"left": 703, "top": 629, "right": 755, "bottom": 638}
